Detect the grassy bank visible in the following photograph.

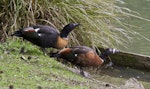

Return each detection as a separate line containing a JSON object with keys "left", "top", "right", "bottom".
{"left": 1, "top": 0, "right": 150, "bottom": 88}
{"left": 0, "top": 39, "right": 85, "bottom": 89}
{"left": 0, "top": 39, "right": 120, "bottom": 89}
{"left": 1, "top": 39, "right": 150, "bottom": 89}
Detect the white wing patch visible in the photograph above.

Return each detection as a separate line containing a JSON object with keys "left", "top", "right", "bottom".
{"left": 34, "top": 28, "right": 40, "bottom": 32}
{"left": 38, "top": 33, "right": 42, "bottom": 36}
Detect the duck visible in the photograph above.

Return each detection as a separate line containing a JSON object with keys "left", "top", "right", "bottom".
{"left": 11, "top": 23, "right": 80, "bottom": 54}
{"left": 50, "top": 46, "right": 119, "bottom": 77}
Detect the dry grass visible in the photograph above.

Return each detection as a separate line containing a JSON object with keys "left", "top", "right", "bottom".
{"left": 0, "top": 0, "right": 148, "bottom": 48}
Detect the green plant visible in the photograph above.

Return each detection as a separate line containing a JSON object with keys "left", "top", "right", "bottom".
{"left": 0, "top": 0, "right": 147, "bottom": 48}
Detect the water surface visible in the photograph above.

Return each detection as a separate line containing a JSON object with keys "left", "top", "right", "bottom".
{"left": 118, "top": 0, "right": 150, "bottom": 56}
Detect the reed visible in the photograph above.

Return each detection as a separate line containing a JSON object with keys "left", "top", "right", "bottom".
{"left": 0, "top": 0, "right": 145, "bottom": 48}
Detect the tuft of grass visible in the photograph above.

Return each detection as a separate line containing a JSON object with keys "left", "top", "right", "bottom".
{"left": 0, "top": 0, "right": 147, "bottom": 48}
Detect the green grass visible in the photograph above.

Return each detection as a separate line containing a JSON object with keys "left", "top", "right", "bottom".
{"left": 0, "top": 39, "right": 120, "bottom": 89}
{"left": 0, "top": 39, "right": 83, "bottom": 89}
{"left": 1, "top": 39, "right": 150, "bottom": 89}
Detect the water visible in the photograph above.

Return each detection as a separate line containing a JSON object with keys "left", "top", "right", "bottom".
{"left": 118, "top": 0, "right": 150, "bottom": 56}
{"left": 93, "top": 1, "right": 150, "bottom": 88}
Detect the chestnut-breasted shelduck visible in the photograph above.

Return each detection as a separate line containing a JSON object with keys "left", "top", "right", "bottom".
{"left": 11, "top": 23, "right": 80, "bottom": 54}
{"left": 50, "top": 46, "right": 119, "bottom": 77}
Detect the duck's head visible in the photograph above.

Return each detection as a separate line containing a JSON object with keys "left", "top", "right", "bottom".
{"left": 104, "top": 48, "right": 120, "bottom": 55}
{"left": 100, "top": 48, "right": 120, "bottom": 59}
{"left": 60, "top": 23, "right": 80, "bottom": 38}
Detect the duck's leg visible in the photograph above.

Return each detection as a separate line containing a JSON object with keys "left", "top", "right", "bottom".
{"left": 80, "top": 67, "right": 85, "bottom": 76}
{"left": 41, "top": 48, "right": 47, "bottom": 55}
{"left": 79, "top": 67, "right": 90, "bottom": 78}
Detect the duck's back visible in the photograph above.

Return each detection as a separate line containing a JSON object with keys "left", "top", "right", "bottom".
{"left": 59, "top": 46, "right": 103, "bottom": 67}
{"left": 22, "top": 25, "right": 59, "bottom": 48}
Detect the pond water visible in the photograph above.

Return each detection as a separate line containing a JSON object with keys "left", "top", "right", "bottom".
{"left": 96, "top": 1, "right": 150, "bottom": 88}
{"left": 118, "top": 0, "right": 150, "bottom": 56}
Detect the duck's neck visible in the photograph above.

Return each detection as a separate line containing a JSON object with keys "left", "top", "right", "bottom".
{"left": 99, "top": 53, "right": 108, "bottom": 60}
{"left": 99, "top": 48, "right": 118, "bottom": 60}
{"left": 60, "top": 27, "right": 74, "bottom": 38}
{"left": 99, "top": 49, "right": 112, "bottom": 60}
